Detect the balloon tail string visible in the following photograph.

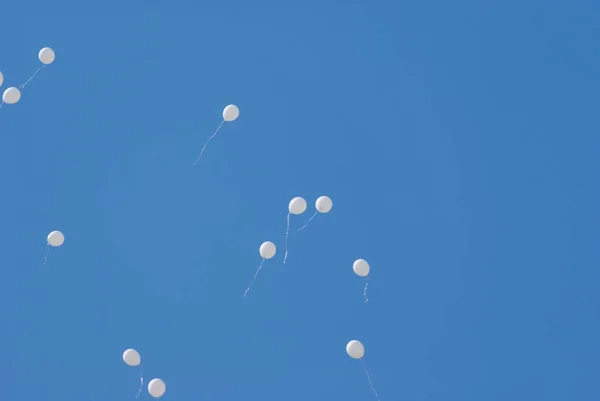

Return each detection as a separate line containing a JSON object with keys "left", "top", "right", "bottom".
{"left": 134, "top": 366, "right": 144, "bottom": 399}
{"left": 244, "top": 259, "right": 265, "bottom": 299}
{"left": 297, "top": 211, "right": 318, "bottom": 232}
{"left": 193, "top": 120, "right": 224, "bottom": 165}
{"left": 0, "top": 102, "right": 4, "bottom": 110}
{"left": 364, "top": 278, "right": 369, "bottom": 303}
{"left": 19, "top": 65, "right": 45, "bottom": 90}
{"left": 283, "top": 213, "right": 291, "bottom": 264}
{"left": 361, "top": 359, "right": 380, "bottom": 401}
{"left": 43, "top": 243, "right": 49, "bottom": 264}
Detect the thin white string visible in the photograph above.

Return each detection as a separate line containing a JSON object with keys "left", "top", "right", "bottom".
{"left": 361, "top": 359, "right": 380, "bottom": 401}
{"left": 244, "top": 259, "right": 265, "bottom": 299}
{"left": 297, "top": 211, "right": 318, "bottom": 232}
{"left": 43, "top": 243, "right": 50, "bottom": 264}
{"left": 134, "top": 365, "right": 144, "bottom": 399}
{"left": 19, "top": 65, "right": 45, "bottom": 90}
{"left": 364, "top": 278, "right": 370, "bottom": 303}
{"left": 283, "top": 213, "right": 291, "bottom": 263}
{"left": 193, "top": 120, "right": 225, "bottom": 165}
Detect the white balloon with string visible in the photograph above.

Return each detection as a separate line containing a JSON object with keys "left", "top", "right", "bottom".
{"left": 44, "top": 230, "right": 64, "bottom": 264}
{"left": 193, "top": 104, "right": 240, "bottom": 165}
{"left": 353, "top": 259, "right": 371, "bottom": 303}
{"left": 297, "top": 195, "right": 332, "bottom": 232}
{"left": 346, "top": 340, "right": 380, "bottom": 401}
{"left": 244, "top": 241, "right": 276, "bottom": 298}
{"left": 123, "top": 349, "right": 144, "bottom": 399}
{"left": 284, "top": 197, "right": 307, "bottom": 263}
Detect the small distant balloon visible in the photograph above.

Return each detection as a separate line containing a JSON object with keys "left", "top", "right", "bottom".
{"left": 3, "top": 87, "right": 21, "bottom": 105}
{"left": 123, "top": 349, "right": 141, "bottom": 366}
{"left": 193, "top": 104, "right": 240, "bottom": 165}
{"left": 223, "top": 104, "right": 240, "bottom": 122}
{"left": 297, "top": 195, "right": 333, "bottom": 232}
{"left": 346, "top": 340, "right": 365, "bottom": 359}
{"left": 148, "top": 378, "right": 166, "bottom": 398}
{"left": 0, "top": 71, "right": 4, "bottom": 87}
{"left": 284, "top": 197, "right": 307, "bottom": 263}
{"left": 38, "top": 47, "right": 56, "bottom": 65}
{"left": 47, "top": 230, "right": 65, "bottom": 247}
{"left": 244, "top": 241, "right": 277, "bottom": 298}
{"left": 353, "top": 259, "right": 371, "bottom": 303}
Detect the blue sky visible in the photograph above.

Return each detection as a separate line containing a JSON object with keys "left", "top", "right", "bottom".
{"left": 1, "top": 1, "right": 599, "bottom": 400}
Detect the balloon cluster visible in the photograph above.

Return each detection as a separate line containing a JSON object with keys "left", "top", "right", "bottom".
{"left": 41, "top": 103, "right": 380, "bottom": 400}
{"left": 0, "top": 47, "right": 55, "bottom": 108}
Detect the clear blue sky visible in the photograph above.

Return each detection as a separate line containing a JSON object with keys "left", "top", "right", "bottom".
{"left": 1, "top": 1, "right": 599, "bottom": 400}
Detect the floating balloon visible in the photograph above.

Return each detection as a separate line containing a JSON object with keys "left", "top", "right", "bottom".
{"left": 244, "top": 241, "right": 276, "bottom": 298}
{"left": 123, "top": 348, "right": 141, "bottom": 366}
{"left": 193, "top": 104, "right": 240, "bottom": 165}
{"left": 44, "top": 230, "right": 64, "bottom": 264}
{"left": 148, "top": 378, "right": 166, "bottom": 398}
{"left": 123, "top": 349, "right": 144, "bottom": 399}
{"left": 39, "top": 47, "right": 55, "bottom": 65}
{"left": 346, "top": 340, "right": 380, "bottom": 400}
{"left": 18, "top": 47, "right": 55, "bottom": 92}
{"left": 298, "top": 195, "right": 333, "bottom": 231}
{"left": 284, "top": 197, "right": 307, "bottom": 263}
{"left": 0, "top": 71, "right": 3, "bottom": 87}
{"left": 2, "top": 87, "right": 21, "bottom": 105}
{"left": 353, "top": 259, "right": 371, "bottom": 303}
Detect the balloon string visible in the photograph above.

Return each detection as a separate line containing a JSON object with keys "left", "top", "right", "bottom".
{"left": 244, "top": 259, "right": 265, "bottom": 299}
{"left": 193, "top": 120, "right": 224, "bottom": 165}
{"left": 19, "top": 65, "right": 45, "bottom": 90}
{"left": 283, "top": 213, "right": 291, "bottom": 264}
{"left": 364, "top": 278, "right": 369, "bottom": 304}
{"left": 43, "top": 243, "right": 50, "bottom": 265}
{"left": 361, "top": 359, "right": 380, "bottom": 401}
{"left": 134, "top": 365, "right": 144, "bottom": 399}
{"left": 297, "top": 211, "right": 318, "bottom": 232}
{"left": 0, "top": 102, "right": 4, "bottom": 110}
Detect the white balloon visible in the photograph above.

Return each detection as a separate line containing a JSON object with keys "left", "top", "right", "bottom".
{"left": 39, "top": 47, "right": 55, "bottom": 65}
{"left": 148, "top": 378, "right": 166, "bottom": 398}
{"left": 47, "top": 231, "right": 65, "bottom": 247}
{"left": 259, "top": 241, "right": 276, "bottom": 259}
{"left": 346, "top": 340, "right": 365, "bottom": 359}
{"left": 3, "top": 87, "right": 21, "bottom": 105}
{"left": 353, "top": 259, "right": 370, "bottom": 277}
{"left": 0, "top": 71, "right": 3, "bottom": 87}
{"left": 316, "top": 196, "right": 333, "bottom": 213}
{"left": 288, "top": 197, "right": 307, "bottom": 215}
{"left": 122, "top": 348, "right": 141, "bottom": 367}
{"left": 223, "top": 104, "right": 239, "bottom": 122}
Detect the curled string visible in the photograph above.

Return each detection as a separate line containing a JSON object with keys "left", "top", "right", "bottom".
{"left": 244, "top": 259, "right": 265, "bottom": 299}
{"left": 297, "top": 211, "right": 318, "bottom": 232}
{"left": 19, "top": 65, "right": 45, "bottom": 90}
{"left": 134, "top": 365, "right": 144, "bottom": 399}
{"left": 361, "top": 359, "right": 380, "bottom": 401}
{"left": 283, "top": 213, "right": 291, "bottom": 264}
{"left": 364, "top": 278, "right": 370, "bottom": 303}
{"left": 193, "top": 120, "right": 225, "bottom": 165}
{"left": 43, "top": 242, "right": 50, "bottom": 264}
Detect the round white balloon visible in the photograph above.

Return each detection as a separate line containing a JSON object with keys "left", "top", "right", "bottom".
{"left": 316, "top": 196, "right": 333, "bottom": 213}
{"left": 288, "top": 197, "right": 307, "bottom": 215}
{"left": 148, "top": 378, "right": 166, "bottom": 398}
{"left": 39, "top": 47, "right": 55, "bottom": 65}
{"left": 223, "top": 104, "right": 239, "bottom": 122}
{"left": 353, "top": 259, "right": 370, "bottom": 277}
{"left": 47, "top": 231, "right": 65, "bottom": 247}
{"left": 3, "top": 87, "right": 21, "bottom": 105}
{"left": 122, "top": 348, "right": 141, "bottom": 367}
{"left": 346, "top": 340, "right": 365, "bottom": 359}
{"left": 259, "top": 241, "right": 276, "bottom": 260}
{"left": 0, "top": 71, "right": 3, "bottom": 87}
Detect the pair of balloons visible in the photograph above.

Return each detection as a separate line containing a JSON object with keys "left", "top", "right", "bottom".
{"left": 2, "top": 47, "right": 55, "bottom": 105}
{"left": 123, "top": 349, "right": 166, "bottom": 398}
{"left": 288, "top": 195, "right": 333, "bottom": 215}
